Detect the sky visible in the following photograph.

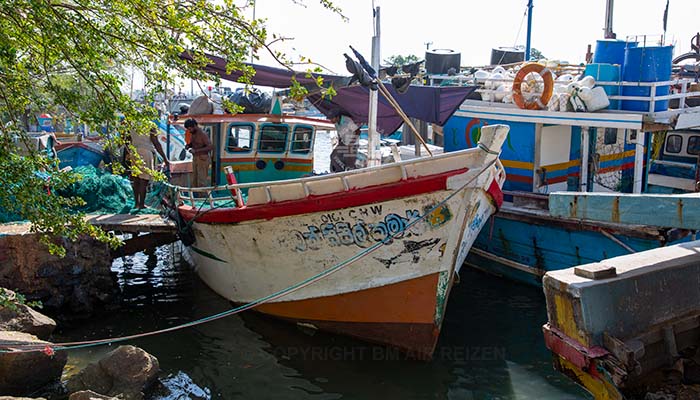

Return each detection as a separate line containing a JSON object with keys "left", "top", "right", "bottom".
{"left": 251, "top": 0, "right": 700, "bottom": 75}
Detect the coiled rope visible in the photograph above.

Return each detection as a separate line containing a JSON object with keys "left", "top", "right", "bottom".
{"left": 0, "top": 158, "right": 498, "bottom": 354}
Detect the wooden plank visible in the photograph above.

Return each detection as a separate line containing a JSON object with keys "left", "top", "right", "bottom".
{"left": 112, "top": 232, "right": 178, "bottom": 257}
{"left": 574, "top": 264, "right": 617, "bottom": 280}
{"left": 549, "top": 192, "right": 700, "bottom": 230}
{"left": 86, "top": 213, "right": 176, "bottom": 233}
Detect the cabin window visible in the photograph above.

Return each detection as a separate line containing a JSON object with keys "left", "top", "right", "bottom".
{"left": 259, "top": 124, "right": 288, "bottom": 153}
{"left": 688, "top": 136, "right": 700, "bottom": 155}
{"left": 291, "top": 126, "right": 313, "bottom": 153}
{"left": 665, "top": 134, "right": 683, "bottom": 154}
{"left": 603, "top": 128, "right": 618, "bottom": 145}
{"left": 226, "top": 124, "right": 254, "bottom": 153}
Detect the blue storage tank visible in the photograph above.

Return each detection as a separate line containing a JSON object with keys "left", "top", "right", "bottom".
{"left": 584, "top": 63, "right": 621, "bottom": 109}
{"left": 621, "top": 45, "right": 674, "bottom": 112}
{"left": 593, "top": 40, "right": 637, "bottom": 68}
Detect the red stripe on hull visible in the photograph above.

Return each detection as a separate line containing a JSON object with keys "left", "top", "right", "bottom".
{"left": 505, "top": 174, "right": 533, "bottom": 184}
{"left": 180, "top": 168, "right": 470, "bottom": 223}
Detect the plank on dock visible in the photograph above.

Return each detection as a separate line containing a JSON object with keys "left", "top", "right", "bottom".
{"left": 86, "top": 213, "right": 176, "bottom": 234}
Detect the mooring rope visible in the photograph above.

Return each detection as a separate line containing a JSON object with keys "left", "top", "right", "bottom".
{"left": 0, "top": 158, "right": 498, "bottom": 354}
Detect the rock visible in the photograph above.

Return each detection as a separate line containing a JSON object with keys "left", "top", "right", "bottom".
{"left": 67, "top": 345, "right": 159, "bottom": 400}
{"left": 678, "top": 385, "right": 700, "bottom": 400}
{"left": 69, "top": 390, "right": 119, "bottom": 400}
{"left": 0, "top": 230, "right": 117, "bottom": 318}
{"left": 0, "top": 289, "right": 57, "bottom": 339}
{"left": 0, "top": 331, "right": 67, "bottom": 396}
{"left": 645, "top": 391, "right": 675, "bottom": 400}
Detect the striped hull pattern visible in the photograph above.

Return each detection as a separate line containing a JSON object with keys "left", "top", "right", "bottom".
{"left": 185, "top": 172, "right": 499, "bottom": 358}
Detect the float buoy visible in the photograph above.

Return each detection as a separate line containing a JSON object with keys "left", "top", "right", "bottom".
{"left": 512, "top": 63, "right": 554, "bottom": 110}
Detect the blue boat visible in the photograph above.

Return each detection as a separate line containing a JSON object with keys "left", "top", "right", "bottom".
{"left": 55, "top": 140, "right": 106, "bottom": 170}
{"left": 442, "top": 91, "right": 699, "bottom": 286}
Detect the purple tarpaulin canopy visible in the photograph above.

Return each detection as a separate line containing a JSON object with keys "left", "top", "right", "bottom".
{"left": 307, "top": 85, "right": 476, "bottom": 134}
{"left": 180, "top": 52, "right": 476, "bottom": 134}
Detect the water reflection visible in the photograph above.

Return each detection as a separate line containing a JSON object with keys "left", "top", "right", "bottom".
{"left": 53, "top": 243, "right": 589, "bottom": 399}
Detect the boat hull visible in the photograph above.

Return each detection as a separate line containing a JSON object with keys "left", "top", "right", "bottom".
{"left": 56, "top": 142, "right": 105, "bottom": 169}
{"left": 187, "top": 182, "right": 497, "bottom": 357}
{"left": 466, "top": 205, "right": 688, "bottom": 286}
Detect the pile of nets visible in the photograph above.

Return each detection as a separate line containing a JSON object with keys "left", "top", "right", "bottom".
{"left": 0, "top": 166, "right": 174, "bottom": 223}
{"left": 0, "top": 205, "right": 21, "bottom": 223}
{"left": 58, "top": 166, "right": 135, "bottom": 214}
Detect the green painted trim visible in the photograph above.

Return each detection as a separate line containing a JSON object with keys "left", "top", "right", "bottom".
{"left": 434, "top": 270, "right": 451, "bottom": 324}
{"left": 190, "top": 246, "right": 228, "bottom": 263}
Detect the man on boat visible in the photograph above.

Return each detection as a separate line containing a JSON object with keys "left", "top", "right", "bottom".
{"left": 329, "top": 110, "right": 361, "bottom": 172}
{"left": 184, "top": 118, "right": 213, "bottom": 187}
{"left": 128, "top": 127, "right": 169, "bottom": 209}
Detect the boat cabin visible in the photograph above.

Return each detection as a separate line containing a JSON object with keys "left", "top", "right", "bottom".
{"left": 167, "top": 113, "right": 333, "bottom": 187}
{"left": 648, "top": 129, "right": 700, "bottom": 192}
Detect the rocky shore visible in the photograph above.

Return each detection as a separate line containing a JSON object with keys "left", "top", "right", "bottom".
{"left": 0, "top": 224, "right": 118, "bottom": 318}
{"left": 1, "top": 289, "right": 161, "bottom": 399}
{"left": 0, "top": 227, "right": 169, "bottom": 399}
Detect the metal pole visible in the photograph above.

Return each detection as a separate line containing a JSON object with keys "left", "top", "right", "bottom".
{"left": 166, "top": 115, "right": 171, "bottom": 161}
{"left": 581, "top": 127, "right": 590, "bottom": 192}
{"left": 367, "top": 6, "right": 381, "bottom": 167}
{"left": 604, "top": 0, "right": 616, "bottom": 39}
{"left": 633, "top": 130, "right": 645, "bottom": 193}
{"left": 525, "top": 0, "right": 533, "bottom": 61}
{"left": 250, "top": 0, "right": 256, "bottom": 63}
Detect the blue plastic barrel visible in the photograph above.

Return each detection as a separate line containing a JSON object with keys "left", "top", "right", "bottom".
{"left": 584, "top": 63, "right": 621, "bottom": 109}
{"left": 593, "top": 40, "right": 637, "bottom": 67}
{"left": 621, "top": 45, "right": 674, "bottom": 112}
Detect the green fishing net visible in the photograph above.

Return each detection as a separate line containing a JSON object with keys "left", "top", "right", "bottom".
{"left": 0, "top": 206, "right": 21, "bottom": 223}
{"left": 59, "top": 166, "right": 135, "bottom": 214}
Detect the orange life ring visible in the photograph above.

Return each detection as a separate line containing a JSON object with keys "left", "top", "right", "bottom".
{"left": 512, "top": 63, "right": 554, "bottom": 110}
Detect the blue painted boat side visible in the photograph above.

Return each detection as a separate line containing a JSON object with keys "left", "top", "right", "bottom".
{"left": 469, "top": 212, "right": 678, "bottom": 285}
{"left": 57, "top": 146, "right": 105, "bottom": 169}
{"left": 465, "top": 248, "right": 543, "bottom": 286}
{"left": 444, "top": 116, "right": 536, "bottom": 192}
{"left": 549, "top": 192, "right": 700, "bottom": 230}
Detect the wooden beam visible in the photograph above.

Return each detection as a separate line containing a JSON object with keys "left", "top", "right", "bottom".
{"left": 111, "top": 232, "right": 178, "bottom": 257}
{"left": 549, "top": 192, "right": 700, "bottom": 230}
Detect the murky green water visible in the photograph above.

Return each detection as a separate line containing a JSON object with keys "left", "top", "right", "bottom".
{"left": 53, "top": 244, "right": 590, "bottom": 399}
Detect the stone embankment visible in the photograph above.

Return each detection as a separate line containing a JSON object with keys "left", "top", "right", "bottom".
{"left": 0, "top": 223, "right": 117, "bottom": 317}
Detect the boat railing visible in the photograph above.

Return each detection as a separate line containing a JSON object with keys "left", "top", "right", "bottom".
{"left": 177, "top": 161, "right": 414, "bottom": 209}
{"left": 176, "top": 144, "right": 497, "bottom": 209}
{"left": 429, "top": 72, "right": 700, "bottom": 115}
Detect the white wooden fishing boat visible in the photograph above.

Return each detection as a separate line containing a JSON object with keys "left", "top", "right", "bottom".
{"left": 175, "top": 124, "right": 508, "bottom": 358}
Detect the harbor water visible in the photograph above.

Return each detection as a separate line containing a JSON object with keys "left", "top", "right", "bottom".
{"left": 53, "top": 132, "right": 590, "bottom": 399}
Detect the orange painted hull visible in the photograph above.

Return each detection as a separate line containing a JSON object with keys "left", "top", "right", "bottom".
{"left": 255, "top": 272, "right": 447, "bottom": 358}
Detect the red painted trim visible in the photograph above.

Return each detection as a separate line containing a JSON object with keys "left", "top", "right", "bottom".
{"left": 55, "top": 142, "right": 93, "bottom": 151}
{"left": 506, "top": 175, "right": 534, "bottom": 184}
{"left": 597, "top": 161, "right": 635, "bottom": 175}
{"left": 546, "top": 172, "right": 580, "bottom": 185}
{"left": 542, "top": 323, "right": 608, "bottom": 370}
{"left": 180, "top": 168, "right": 474, "bottom": 223}
{"left": 487, "top": 180, "right": 504, "bottom": 209}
